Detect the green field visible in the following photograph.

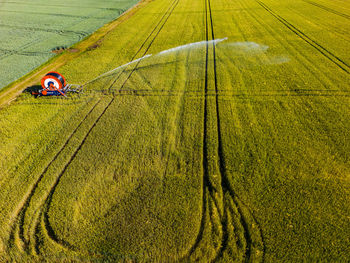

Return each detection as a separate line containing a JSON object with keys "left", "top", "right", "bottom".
{"left": 0, "top": 0, "right": 139, "bottom": 90}
{"left": 0, "top": 0, "right": 350, "bottom": 261}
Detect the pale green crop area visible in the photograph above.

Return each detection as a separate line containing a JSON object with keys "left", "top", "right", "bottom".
{"left": 0, "top": 0, "right": 139, "bottom": 90}
{"left": 0, "top": 0, "right": 350, "bottom": 262}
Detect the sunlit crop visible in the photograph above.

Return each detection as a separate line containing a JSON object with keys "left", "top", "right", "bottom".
{"left": 0, "top": 0, "right": 350, "bottom": 261}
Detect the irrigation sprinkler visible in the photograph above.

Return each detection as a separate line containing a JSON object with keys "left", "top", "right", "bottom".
{"left": 32, "top": 72, "right": 83, "bottom": 97}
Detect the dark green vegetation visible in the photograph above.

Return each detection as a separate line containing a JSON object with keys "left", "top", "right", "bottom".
{"left": 0, "top": 0, "right": 139, "bottom": 89}
{"left": 0, "top": 0, "right": 350, "bottom": 261}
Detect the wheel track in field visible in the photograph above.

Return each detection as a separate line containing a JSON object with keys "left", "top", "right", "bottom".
{"left": 108, "top": 0, "right": 180, "bottom": 94}
{"left": 0, "top": 23, "right": 88, "bottom": 38}
{"left": 34, "top": 96, "right": 115, "bottom": 253}
{"left": 236, "top": 0, "right": 338, "bottom": 92}
{"left": 117, "top": 0, "right": 180, "bottom": 93}
{"left": 0, "top": 37, "right": 53, "bottom": 61}
{"left": 0, "top": 49, "right": 49, "bottom": 57}
{"left": 7, "top": 98, "right": 102, "bottom": 252}
{"left": 301, "top": 0, "right": 350, "bottom": 20}
{"left": 0, "top": 24, "right": 88, "bottom": 36}
{"left": 6, "top": 0, "right": 179, "bottom": 257}
{"left": 33, "top": 0, "right": 179, "bottom": 255}
{"left": 281, "top": 4, "right": 350, "bottom": 43}
{"left": 185, "top": 0, "right": 265, "bottom": 261}
{"left": 256, "top": 0, "right": 350, "bottom": 74}
{"left": 183, "top": 0, "right": 216, "bottom": 258}
{"left": 232, "top": 0, "right": 324, "bottom": 91}
{"left": 208, "top": 0, "right": 264, "bottom": 260}
{"left": 207, "top": 0, "right": 248, "bottom": 257}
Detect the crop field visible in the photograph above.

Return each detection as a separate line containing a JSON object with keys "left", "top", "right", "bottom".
{"left": 0, "top": 0, "right": 350, "bottom": 262}
{"left": 0, "top": 0, "right": 139, "bottom": 90}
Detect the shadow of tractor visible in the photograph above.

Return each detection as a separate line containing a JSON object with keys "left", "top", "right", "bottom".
{"left": 23, "top": 85, "right": 41, "bottom": 94}
{"left": 23, "top": 85, "right": 41, "bottom": 97}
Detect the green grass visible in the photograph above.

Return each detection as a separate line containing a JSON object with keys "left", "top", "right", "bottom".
{"left": 0, "top": 0, "right": 350, "bottom": 261}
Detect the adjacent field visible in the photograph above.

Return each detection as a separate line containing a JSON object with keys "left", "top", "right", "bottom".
{"left": 0, "top": 0, "right": 350, "bottom": 262}
{"left": 0, "top": 0, "right": 139, "bottom": 90}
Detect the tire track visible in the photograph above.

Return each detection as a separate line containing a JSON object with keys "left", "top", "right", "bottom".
{"left": 35, "top": 96, "right": 115, "bottom": 253}
{"left": 184, "top": 0, "right": 217, "bottom": 258}
{"left": 0, "top": 24, "right": 88, "bottom": 37}
{"left": 117, "top": 0, "right": 180, "bottom": 93}
{"left": 0, "top": 49, "right": 49, "bottom": 57}
{"left": 235, "top": 0, "right": 337, "bottom": 93}
{"left": 0, "top": 23, "right": 89, "bottom": 62}
{"left": 281, "top": 3, "right": 350, "bottom": 42}
{"left": 0, "top": 38, "right": 51, "bottom": 61}
{"left": 0, "top": 9, "right": 108, "bottom": 20}
{"left": 256, "top": 0, "right": 350, "bottom": 74}
{"left": 186, "top": 0, "right": 265, "bottom": 261}
{"left": 7, "top": 0, "right": 180, "bottom": 256}
{"left": 8, "top": 98, "right": 101, "bottom": 251}
{"left": 0, "top": 5, "right": 113, "bottom": 61}
{"left": 108, "top": 0, "right": 180, "bottom": 94}
{"left": 208, "top": 0, "right": 256, "bottom": 260}
{"left": 301, "top": 0, "right": 350, "bottom": 20}
{"left": 34, "top": 0, "right": 180, "bottom": 254}
{"left": 208, "top": 1, "right": 266, "bottom": 258}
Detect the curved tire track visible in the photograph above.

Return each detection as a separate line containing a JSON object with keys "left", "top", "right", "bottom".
{"left": 183, "top": 0, "right": 218, "bottom": 259}
{"left": 185, "top": 0, "right": 265, "bottom": 261}
{"left": 209, "top": 0, "right": 265, "bottom": 260}
{"left": 35, "top": 0, "right": 180, "bottom": 254}
{"left": 36, "top": 96, "right": 114, "bottom": 252}
{"left": 8, "top": 0, "right": 180, "bottom": 257}
{"left": 8, "top": 98, "right": 101, "bottom": 252}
